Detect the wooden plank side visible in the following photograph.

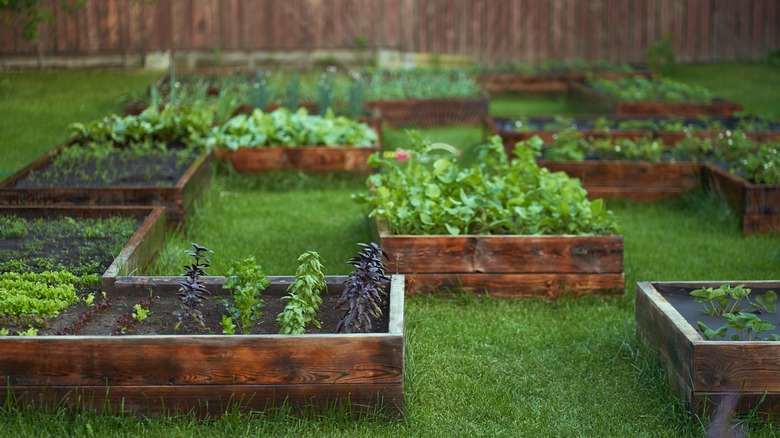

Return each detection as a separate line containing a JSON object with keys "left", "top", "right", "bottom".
{"left": 472, "top": 235, "right": 624, "bottom": 274}
{"left": 380, "top": 235, "right": 477, "bottom": 273}
{"left": 539, "top": 161, "right": 702, "bottom": 188}
{"left": 405, "top": 273, "right": 624, "bottom": 297}
{"left": 636, "top": 282, "right": 697, "bottom": 411}
{"left": 694, "top": 343, "right": 780, "bottom": 393}
{"left": 0, "top": 335, "right": 404, "bottom": 387}
{"left": 5, "top": 382, "right": 403, "bottom": 417}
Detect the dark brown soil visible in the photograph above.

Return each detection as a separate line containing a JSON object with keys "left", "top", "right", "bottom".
{"left": 42, "top": 280, "right": 389, "bottom": 336}
{"left": 654, "top": 284, "right": 780, "bottom": 340}
{"left": 14, "top": 149, "right": 198, "bottom": 188}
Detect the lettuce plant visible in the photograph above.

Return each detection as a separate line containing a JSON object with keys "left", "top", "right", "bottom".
{"left": 175, "top": 243, "right": 213, "bottom": 330}
{"left": 336, "top": 243, "right": 389, "bottom": 333}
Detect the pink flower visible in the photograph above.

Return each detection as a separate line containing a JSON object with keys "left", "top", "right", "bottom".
{"left": 395, "top": 149, "right": 411, "bottom": 162}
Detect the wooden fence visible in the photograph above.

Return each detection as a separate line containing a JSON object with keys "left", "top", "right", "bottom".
{"left": 1, "top": 0, "right": 778, "bottom": 65}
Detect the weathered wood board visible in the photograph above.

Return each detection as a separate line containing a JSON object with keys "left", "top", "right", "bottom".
{"left": 0, "top": 205, "right": 165, "bottom": 293}
{"left": 636, "top": 281, "right": 780, "bottom": 420}
{"left": 0, "top": 275, "right": 405, "bottom": 417}
{"left": 704, "top": 164, "right": 780, "bottom": 234}
{"left": 372, "top": 217, "right": 623, "bottom": 297}
{"left": 0, "top": 142, "right": 212, "bottom": 225}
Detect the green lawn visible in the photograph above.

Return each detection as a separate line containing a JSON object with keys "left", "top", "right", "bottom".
{"left": 1, "top": 63, "right": 780, "bottom": 437}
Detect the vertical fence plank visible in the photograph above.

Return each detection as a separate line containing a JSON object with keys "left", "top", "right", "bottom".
{"left": 1, "top": 0, "right": 779, "bottom": 64}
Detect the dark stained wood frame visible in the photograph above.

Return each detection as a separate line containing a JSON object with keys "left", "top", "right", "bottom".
{"left": 0, "top": 205, "right": 166, "bottom": 293}
{"left": 364, "top": 97, "right": 489, "bottom": 127}
{"left": 538, "top": 160, "right": 702, "bottom": 201}
{"left": 372, "top": 217, "right": 623, "bottom": 298}
{"left": 212, "top": 121, "right": 383, "bottom": 173}
{"left": 636, "top": 281, "right": 780, "bottom": 420}
{"left": 0, "top": 142, "right": 213, "bottom": 225}
{"left": 475, "top": 69, "right": 655, "bottom": 94}
{"left": 703, "top": 164, "right": 780, "bottom": 235}
{"left": 568, "top": 81, "right": 743, "bottom": 117}
{"left": 0, "top": 275, "right": 405, "bottom": 418}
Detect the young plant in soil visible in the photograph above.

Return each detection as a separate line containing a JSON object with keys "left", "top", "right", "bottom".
{"left": 691, "top": 284, "right": 779, "bottom": 341}
{"left": 175, "top": 243, "right": 213, "bottom": 330}
{"left": 221, "top": 256, "right": 270, "bottom": 334}
{"left": 277, "top": 251, "right": 326, "bottom": 334}
{"left": 336, "top": 243, "right": 389, "bottom": 333}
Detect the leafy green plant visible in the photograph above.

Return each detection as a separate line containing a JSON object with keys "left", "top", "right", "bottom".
{"left": 132, "top": 303, "right": 150, "bottom": 322}
{"left": 68, "top": 103, "right": 215, "bottom": 150}
{"left": 356, "top": 134, "right": 620, "bottom": 236}
{"left": 175, "top": 243, "right": 213, "bottom": 330}
{"left": 220, "top": 314, "right": 236, "bottom": 335}
{"left": 364, "top": 69, "right": 482, "bottom": 100}
{"left": 691, "top": 284, "right": 779, "bottom": 341}
{"left": 0, "top": 271, "right": 81, "bottom": 318}
{"left": 588, "top": 77, "right": 714, "bottom": 104}
{"left": 647, "top": 34, "right": 677, "bottom": 73}
{"left": 690, "top": 284, "right": 776, "bottom": 317}
{"left": 277, "top": 251, "right": 327, "bottom": 334}
{"left": 206, "top": 107, "right": 378, "bottom": 150}
{"left": 336, "top": 243, "right": 389, "bottom": 333}
{"left": 222, "top": 256, "right": 270, "bottom": 334}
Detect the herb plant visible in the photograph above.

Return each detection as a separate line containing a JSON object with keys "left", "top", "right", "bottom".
{"left": 222, "top": 256, "right": 270, "bottom": 334}
{"left": 364, "top": 69, "right": 482, "bottom": 100}
{"left": 336, "top": 243, "right": 389, "bottom": 334}
{"left": 175, "top": 243, "right": 213, "bottom": 330}
{"left": 356, "top": 134, "right": 620, "bottom": 236}
{"left": 277, "top": 251, "right": 327, "bottom": 334}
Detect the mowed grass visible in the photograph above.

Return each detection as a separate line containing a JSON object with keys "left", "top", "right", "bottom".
{"left": 1, "top": 64, "right": 780, "bottom": 437}
{"left": 0, "top": 69, "right": 158, "bottom": 174}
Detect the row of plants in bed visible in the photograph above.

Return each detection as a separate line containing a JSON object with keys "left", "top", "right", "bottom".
{"left": 0, "top": 216, "right": 406, "bottom": 417}
{"left": 495, "top": 128, "right": 779, "bottom": 234}
{"left": 353, "top": 133, "right": 624, "bottom": 297}
{"left": 131, "top": 67, "right": 488, "bottom": 127}
{"left": 492, "top": 114, "right": 780, "bottom": 144}
{"left": 569, "top": 76, "right": 743, "bottom": 116}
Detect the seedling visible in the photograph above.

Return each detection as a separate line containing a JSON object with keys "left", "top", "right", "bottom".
{"left": 691, "top": 284, "right": 779, "bottom": 341}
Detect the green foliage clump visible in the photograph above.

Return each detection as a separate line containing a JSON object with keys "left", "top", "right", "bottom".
{"left": 364, "top": 69, "right": 482, "bottom": 100}
{"left": 277, "top": 251, "right": 327, "bottom": 334}
{"left": 691, "top": 284, "right": 779, "bottom": 341}
{"left": 206, "top": 107, "right": 378, "bottom": 150}
{"left": 356, "top": 134, "right": 620, "bottom": 236}
{"left": 68, "top": 104, "right": 215, "bottom": 150}
{"left": 223, "top": 256, "right": 270, "bottom": 334}
{"left": 588, "top": 77, "right": 714, "bottom": 104}
{"left": 544, "top": 130, "right": 664, "bottom": 163}
{"left": 0, "top": 271, "right": 81, "bottom": 318}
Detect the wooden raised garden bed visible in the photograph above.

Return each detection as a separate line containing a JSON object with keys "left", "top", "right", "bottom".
{"left": 0, "top": 142, "right": 212, "bottom": 225}
{"left": 476, "top": 69, "right": 653, "bottom": 94}
{"left": 538, "top": 160, "right": 703, "bottom": 201}
{"left": 214, "top": 120, "right": 383, "bottom": 173}
{"left": 703, "top": 164, "right": 780, "bottom": 235}
{"left": 0, "top": 205, "right": 165, "bottom": 293}
{"left": 488, "top": 116, "right": 651, "bottom": 146}
{"left": 569, "top": 81, "right": 743, "bottom": 117}
{"left": 371, "top": 217, "right": 623, "bottom": 298}
{"left": 0, "top": 274, "right": 405, "bottom": 417}
{"left": 364, "top": 97, "right": 489, "bottom": 127}
{"left": 636, "top": 281, "right": 780, "bottom": 420}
